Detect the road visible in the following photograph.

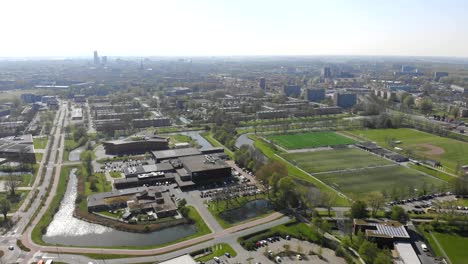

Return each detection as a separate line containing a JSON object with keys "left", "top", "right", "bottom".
{"left": 1, "top": 101, "right": 68, "bottom": 264}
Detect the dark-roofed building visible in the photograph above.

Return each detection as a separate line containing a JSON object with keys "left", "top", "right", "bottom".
{"left": 152, "top": 148, "right": 202, "bottom": 162}
{"left": 0, "top": 134, "right": 36, "bottom": 163}
{"left": 353, "top": 219, "right": 410, "bottom": 247}
{"left": 103, "top": 135, "right": 169, "bottom": 155}
{"left": 87, "top": 186, "right": 177, "bottom": 218}
{"left": 179, "top": 154, "right": 231, "bottom": 182}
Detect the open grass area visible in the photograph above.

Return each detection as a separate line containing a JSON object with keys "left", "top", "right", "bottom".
{"left": 84, "top": 172, "right": 112, "bottom": 196}
{"left": 109, "top": 171, "right": 123, "bottom": 178}
{"left": 407, "top": 164, "right": 455, "bottom": 182}
{"left": 315, "top": 165, "right": 444, "bottom": 199}
{"left": 33, "top": 137, "right": 48, "bottom": 149}
{"left": 282, "top": 148, "right": 392, "bottom": 173}
{"left": 424, "top": 231, "right": 468, "bottom": 264}
{"left": 267, "top": 131, "right": 355, "bottom": 150}
{"left": 195, "top": 243, "right": 237, "bottom": 261}
{"left": 349, "top": 128, "right": 468, "bottom": 173}
{"left": 63, "top": 138, "right": 82, "bottom": 161}
{"left": 35, "top": 153, "right": 43, "bottom": 163}
{"left": 0, "top": 173, "right": 33, "bottom": 187}
{"left": 250, "top": 135, "right": 349, "bottom": 206}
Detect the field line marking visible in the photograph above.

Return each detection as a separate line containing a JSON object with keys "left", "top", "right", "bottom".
{"left": 274, "top": 153, "right": 351, "bottom": 201}
{"left": 429, "top": 231, "right": 452, "bottom": 264}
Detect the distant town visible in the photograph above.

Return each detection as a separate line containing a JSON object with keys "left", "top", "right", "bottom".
{"left": 0, "top": 53, "right": 467, "bottom": 264}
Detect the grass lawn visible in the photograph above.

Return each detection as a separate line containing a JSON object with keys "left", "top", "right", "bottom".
{"left": 282, "top": 148, "right": 392, "bottom": 173}
{"left": 407, "top": 164, "right": 455, "bottom": 182}
{"left": 35, "top": 153, "right": 43, "bottom": 163}
{"left": 0, "top": 190, "right": 30, "bottom": 212}
{"left": 267, "top": 131, "right": 355, "bottom": 149}
{"left": 425, "top": 231, "right": 468, "bottom": 264}
{"left": 349, "top": 128, "right": 468, "bottom": 173}
{"left": 316, "top": 165, "right": 444, "bottom": 199}
{"left": 195, "top": 243, "right": 237, "bottom": 261}
{"left": 85, "top": 173, "right": 112, "bottom": 196}
{"left": 0, "top": 173, "right": 33, "bottom": 187}
{"left": 63, "top": 138, "right": 81, "bottom": 161}
{"left": 33, "top": 137, "right": 48, "bottom": 149}
{"left": 250, "top": 135, "right": 349, "bottom": 206}
{"left": 109, "top": 171, "right": 123, "bottom": 178}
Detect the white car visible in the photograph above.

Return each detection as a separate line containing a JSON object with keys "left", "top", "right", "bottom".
{"left": 421, "top": 243, "right": 428, "bottom": 252}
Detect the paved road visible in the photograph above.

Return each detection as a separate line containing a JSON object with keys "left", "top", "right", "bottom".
{"left": 1, "top": 102, "right": 67, "bottom": 264}
{"left": 36, "top": 215, "right": 292, "bottom": 264}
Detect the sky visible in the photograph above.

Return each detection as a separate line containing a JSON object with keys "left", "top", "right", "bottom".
{"left": 0, "top": 0, "right": 467, "bottom": 57}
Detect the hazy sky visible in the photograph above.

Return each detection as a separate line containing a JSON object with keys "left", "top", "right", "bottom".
{"left": 1, "top": 0, "right": 467, "bottom": 57}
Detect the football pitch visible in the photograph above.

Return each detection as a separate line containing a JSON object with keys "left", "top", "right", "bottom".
{"left": 267, "top": 131, "right": 355, "bottom": 149}
{"left": 282, "top": 148, "right": 392, "bottom": 173}
{"left": 316, "top": 165, "right": 444, "bottom": 198}
{"left": 349, "top": 128, "right": 468, "bottom": 173}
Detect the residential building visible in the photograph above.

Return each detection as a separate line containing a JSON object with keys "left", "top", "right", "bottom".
{"left": 333, "top": 92, "right": 357, "bottom": 108}
{"left": 259, "top": 77, "right": 266, "bottom": 89}
{"left": 305, "top": 88, "right": 325, "bottom": 102}
{"left": 283, "top": 85, "right": 301, "bottom": 97}
{"left": 434, "top": 71, "right": 448, "bottom": 82}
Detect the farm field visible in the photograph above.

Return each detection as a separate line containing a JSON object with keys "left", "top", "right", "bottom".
{"left": 267, "top": 131, "right": 355, "bottom": 149}
{"left": 282, "top": 148, "right": 392, "bottom": 173}
{"left": 315, "top": 165, "right": 444, "bottom": 199}
{"left": 349, "top": 128, "right": 468, "bottom": 173}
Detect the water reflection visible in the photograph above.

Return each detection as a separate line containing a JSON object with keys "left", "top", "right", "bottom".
{"left": 43, "top": 169, "right": 197, "bottom": 247}
{"left": 219, "top": 199, "right": 273, "bottom": 224}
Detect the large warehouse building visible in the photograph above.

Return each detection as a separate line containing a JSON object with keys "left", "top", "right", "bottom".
{"left": 0, "top": 134, "right": 36, "bottom": 163}
{"left": 102, "top": 134, "right": 169, "bottom": 155}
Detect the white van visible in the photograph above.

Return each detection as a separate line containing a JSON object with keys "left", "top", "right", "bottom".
{"left": 421, "top": 243, "right": 428, "bottom": 252}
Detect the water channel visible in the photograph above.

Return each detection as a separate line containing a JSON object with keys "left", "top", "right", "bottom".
{"left": 171, "top": 131, "right": 213, "bottom": 150}
{"left": 218, "top": 199, "right": 273, "bottom": 224}
{"left": 43, "top": 169, "right": 197, "bottom": 247}
{"left": 68, "top": 145, "right": 86, "bottom": 161}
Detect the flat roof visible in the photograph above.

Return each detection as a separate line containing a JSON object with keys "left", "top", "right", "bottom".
{"left": 355, "top": 219, "right": 410, "bottom": 239}
{"left": 0, "top": 134, "right": 34, "bottom": 154}
{"left": 394, "top": 243, "right": 421, "bottom": 264}
{"left": 180, "top": 154, "right": 230, "bottom": 172}
{"left": 152, "top": 148, "right": 201, "bottom": 160}
{"left": 160, "top": 255, "right": 197, "bottom": 264}
{"left": 123, "top": 163, "right": 174, "bottom": 176}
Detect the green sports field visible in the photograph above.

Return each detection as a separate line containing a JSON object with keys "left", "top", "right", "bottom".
{"left": 267, "top": 131, "right": 355, "bottom": 149}
{"left": 349, "top": 128, "right": 468, "bottom": 173}
{"left": 282, "top": 148, "right": 392, "bottom": 173}
{"left": 427, "top": 231, "right": 468, "bottom": 264}
{"left": 316, "top": 165, "right": 444, "bottom": 198}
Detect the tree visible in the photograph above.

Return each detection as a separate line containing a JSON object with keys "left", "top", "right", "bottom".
{"left": 358, "top": 240, "right": 378, "bottom": 263}
{"left": 0, "top": 199, "right": 11, "bottom": 221}
{"left": 419, "top": 98, "right": 433, "bottom": 114}
{"left": 366, "top": 191, "right": 385, "bottom": 217}
{"left": 6, "top": 175, "right": 20, "bottom": 197}
{"left": 390, "top": 206, "right": 409, "bottom": 223}
{"left": 403, "top": 95, "right": 415, "bottom": 108}
{"left": 374, "top": 251, "right": 392, "bottom": 264}
{"left": 350, "top": 200, "right": 368, "bottom": 219}
{"left": 320, "top": 192, "right": 337, "bottom": 217}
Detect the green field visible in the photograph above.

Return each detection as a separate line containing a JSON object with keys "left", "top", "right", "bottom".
{"left": 33, "top": 137, "right": 48, "bottom": 149}
{"left": 349, "top": 128, "right": 468, "bottom": 173}
{"left": 267, "top": 131, "right": 355, "bottom": 149}
{"left": 315, "top": 165, "right": 444, "bottom": 199}
{"left": 282, "top": 148, "right": 392, "bottom": 173}
{"left": 426, "top": 231, "right": 468, "bottom": 264}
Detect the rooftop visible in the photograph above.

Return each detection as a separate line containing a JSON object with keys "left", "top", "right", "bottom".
{"left": 179, "top": 154, "right": 230, "bottom": 172}
{"left": 152, "top": 148, "right": 202, "bottom": 161}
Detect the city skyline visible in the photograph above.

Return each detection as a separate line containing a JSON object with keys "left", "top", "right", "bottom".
{"left": 1, "top": 0, "right": 468, "bottom": 57}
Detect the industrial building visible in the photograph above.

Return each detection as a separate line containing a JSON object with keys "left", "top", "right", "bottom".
{"left": 0, "top": 134, "right": 36, "bottom": 163}
{"left": 87, "top": 186, "right": 178, "bottom": 219}
{"left": 103, "top": 135, "right": 169, "bottom": 155}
